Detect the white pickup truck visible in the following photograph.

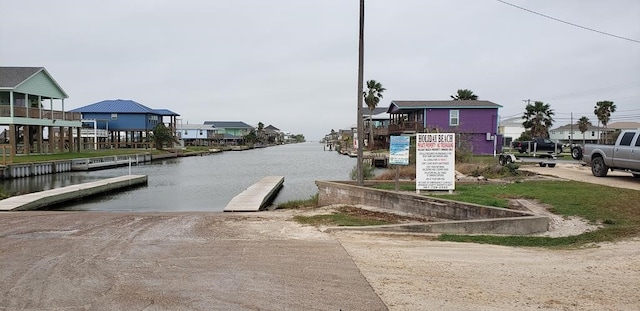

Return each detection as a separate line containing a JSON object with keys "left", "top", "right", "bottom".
{"left": 582, "top": 130, "right": 640, "bottom": 177}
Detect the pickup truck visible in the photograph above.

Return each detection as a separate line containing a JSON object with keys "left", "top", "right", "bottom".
{"left": 582, "top": 130, "right": 640, "bottom": 177}
{"left": 512, "top": 137, "right": 562, "bottom": 154}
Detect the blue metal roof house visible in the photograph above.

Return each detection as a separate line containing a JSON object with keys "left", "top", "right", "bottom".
{"left": 71, "top": 99, "right": 179, "bottom": 148}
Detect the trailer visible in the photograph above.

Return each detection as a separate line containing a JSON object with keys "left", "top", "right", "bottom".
{"left": 498, "top": 152, "right": 558, "bottom": 167}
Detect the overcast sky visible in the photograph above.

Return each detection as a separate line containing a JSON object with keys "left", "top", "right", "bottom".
{"left": 2, "top": 0, "right": 639, "bottom": 140}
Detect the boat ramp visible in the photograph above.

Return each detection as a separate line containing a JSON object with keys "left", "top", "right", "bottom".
{"left": 224, "top": 176, "right": 284, "bottom": 212}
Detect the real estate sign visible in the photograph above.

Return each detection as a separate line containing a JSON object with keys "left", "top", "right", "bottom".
{"left": 416, "top": 133, "right": 456, "bottom": 190}
{"left": 389, "top": 135, "right": 410, "bottom": 165}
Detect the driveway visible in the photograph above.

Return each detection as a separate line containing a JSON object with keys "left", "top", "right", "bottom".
{"left": 520, "top": 162, "right": 640, "bottom": 191}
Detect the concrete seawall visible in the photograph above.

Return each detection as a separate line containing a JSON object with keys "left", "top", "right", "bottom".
{"left": 0, "top": 175, "right": 148, "bottom": 211}
{"left": 0, "top": 153, "right": 153, "bottom": 179}
{"left": 0, "top": 161, "right": 73, "bottom": 179}
{"left": 315, "top": 180, "right": 549, "bottom": 235}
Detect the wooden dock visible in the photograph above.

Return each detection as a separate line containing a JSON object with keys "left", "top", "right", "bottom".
{"left": 0, "top": 175, "right": 148, "bottom": 211}
{"left": 224, "top": 176, "right": 284, "bottom": 212}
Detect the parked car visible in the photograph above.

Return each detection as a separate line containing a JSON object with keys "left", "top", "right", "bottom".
{"left": 511, "top": 137, "right": 562, "bottom": 154}
{"left": 581, "top": 130, "right": 640, "bottom": 177}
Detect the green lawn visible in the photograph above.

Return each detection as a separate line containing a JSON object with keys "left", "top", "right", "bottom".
{"left": 374, "top": 180, "right": 640, "bottom": 247}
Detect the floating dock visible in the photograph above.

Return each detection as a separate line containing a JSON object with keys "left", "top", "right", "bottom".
{"left": 224, "top": 176, "right": 284, "bottom": 212}
{"left": 0, "top": 175, "right": 148, "bottom": 211}
{"left": 72, "top": 159, "right": 136, "bottom": 171}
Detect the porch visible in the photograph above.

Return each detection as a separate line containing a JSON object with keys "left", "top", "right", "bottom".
{"left": 0, "top": 106, "right": 81, "bottom": 120}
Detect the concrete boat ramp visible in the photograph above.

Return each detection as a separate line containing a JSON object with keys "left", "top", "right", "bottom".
{"left": 224, "top": 176, "right": 284, "bottom": 212}
{"left": 0, "top": 175, "right": 282, "bottom": 212}
{"left": 0, "top": 175, "right": 148, "bottom": 211}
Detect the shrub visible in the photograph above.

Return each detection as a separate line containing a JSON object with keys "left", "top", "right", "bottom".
{"left": 350, "top": 163, "right": 375, "bottom": 180}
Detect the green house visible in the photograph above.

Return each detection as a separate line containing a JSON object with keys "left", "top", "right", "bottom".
{"left": 0, "top": 67, "right": 82, "bottom": 156}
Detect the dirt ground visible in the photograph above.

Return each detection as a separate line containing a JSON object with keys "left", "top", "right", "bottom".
{"left": 334, "top": 232, "right": 640, "bottom": 311}
{"left": 326, "top": 163, "right": 640, "bottom": 310}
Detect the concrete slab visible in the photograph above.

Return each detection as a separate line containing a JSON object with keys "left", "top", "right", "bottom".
{"left": 0, "top": 212, "right": 386, "bottom": 310}
{"left": 224, "top": 176, "right": 284, "bottom": 212}
{"left": 0, "top": 175, "right": 148, "bottom": 211}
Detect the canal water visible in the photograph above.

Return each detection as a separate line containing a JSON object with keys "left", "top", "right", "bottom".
{"left": 0, "top": 143, "right": 357, "bottom": 212}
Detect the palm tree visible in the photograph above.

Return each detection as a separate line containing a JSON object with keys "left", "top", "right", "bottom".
{"left": 150, "top": 123, "right": 178, "bottom": 150}
{"left": 577, "top": 116, "right": 591, "bottom": 146}
{"left": 257, "top": 122, "right": 265, "bottom": 144}
{"left": 450, "top": 89, "right": 478, "bottom": 100}
{"left": 522, "top": 101, "right": 554, "bottom": 138}
{"left": 363, "top": 80, "right": 386, "bottom": 149}
{"left": 594, "top": 100, "right": 616, "bottom": 143}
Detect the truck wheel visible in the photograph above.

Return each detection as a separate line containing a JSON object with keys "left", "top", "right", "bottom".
{"left": 591, "top": 157, "right": 609, "bottom": 177}
{"left": 548, "top": 163, "right": 556, "bottom": 168}
{"left": 539, "top": 162, "right": 547, "bottom": 167}
{"left": 571, "top": 146, "right": 583, "bottom": 160}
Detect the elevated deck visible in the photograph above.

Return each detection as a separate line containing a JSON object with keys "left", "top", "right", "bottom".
{"left": 0, "top": 175, "right": 148, "bottom": 211}
{"left": 224, "top": 176, "right": 284, "bottom": 212}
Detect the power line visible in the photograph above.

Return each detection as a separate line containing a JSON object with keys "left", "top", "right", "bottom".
{"left": 495, "top": 0, "right": 640, "bottom": 44}
{"left": 535, "top": 82, "right": 640, "bottom": 101}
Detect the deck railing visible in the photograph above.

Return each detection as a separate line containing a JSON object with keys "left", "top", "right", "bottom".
{"left": 0, "top": 106, "right": 81, "bottom": 121}
{"left": 388, "top": 122, "right": 425, "bottom": 134}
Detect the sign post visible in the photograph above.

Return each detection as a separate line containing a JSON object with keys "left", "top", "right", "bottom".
{"left": 415, "top": 133, "right": 456, "bottom": 193}
{"left": 389, "top": 135, "right": 410, "bottom": 191}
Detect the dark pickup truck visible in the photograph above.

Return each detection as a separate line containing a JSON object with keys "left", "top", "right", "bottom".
{"left": 512, "top": 137, "right": 562, "bottom": 154}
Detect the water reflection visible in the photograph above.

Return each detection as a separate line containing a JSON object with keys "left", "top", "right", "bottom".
{"left": 1, "top": 143, "right": 356, "bottom": 212}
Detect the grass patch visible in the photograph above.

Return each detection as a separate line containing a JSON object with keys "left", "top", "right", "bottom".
{"left": 276, "top": 194, "right": 318, "bottom": 209}
{"left": 439, "top": 227, "right": 635, "bottom": 248}
{"left": 372, "top": 180, "right": 640, "bottom": 247}
{"left": 292, "top": 205, "right": 420, "bottom": 227}
{"left": 437, "top": 181, "right": 640, "bottom": 247}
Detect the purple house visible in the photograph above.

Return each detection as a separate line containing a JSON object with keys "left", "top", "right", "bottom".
{"left": 386, "top": 100, "right": 502, "bottom": 154}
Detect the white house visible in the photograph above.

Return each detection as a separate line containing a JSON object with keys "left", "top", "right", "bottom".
{"left": 549, "top": 123, "right": 603, "bottom": 144}
{"left": 176, "top": 124, "right": 218, "bottom": 146}
{"left": 498, "top": 116, "right": 525, "bottom": 147}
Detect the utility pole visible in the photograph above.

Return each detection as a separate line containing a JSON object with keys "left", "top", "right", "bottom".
{"left": 570, "top": 112, "right": 573, "bottom": 145}
{"left": 356, "top": 0, "right": 365, "bottom": 186}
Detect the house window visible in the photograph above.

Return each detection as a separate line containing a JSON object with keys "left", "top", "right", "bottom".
{"left": 111, "top": 113, "right": 117, "bottom": 120}
{"left": 449, "top": 110, "right": 459, "bottom": 126}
